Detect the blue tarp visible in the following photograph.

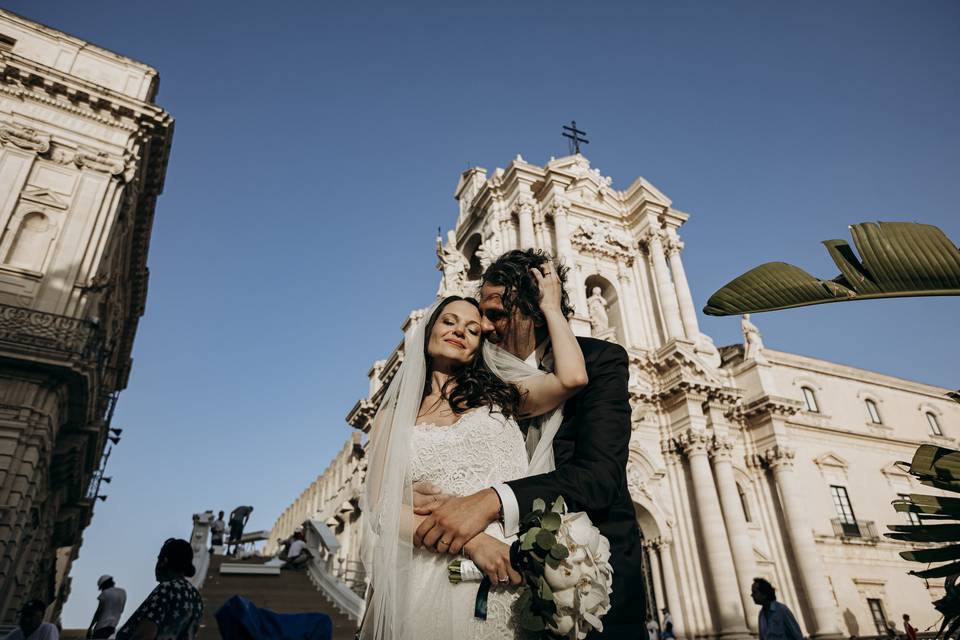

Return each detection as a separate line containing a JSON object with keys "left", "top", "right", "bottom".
{"left": 214, "top": 595, "right": 333, "bottom": 640}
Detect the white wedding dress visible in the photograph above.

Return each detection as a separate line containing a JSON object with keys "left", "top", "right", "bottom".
{"left": 407, "top": 407, "right": 528, "bottom": 640}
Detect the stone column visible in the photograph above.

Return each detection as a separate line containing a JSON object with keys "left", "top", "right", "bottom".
{"left": 644, "top": 227, "right": 684, "bottom": 341}
{"left": 766, "top": 445, "right": 843, "bottom": 639}
{"left": 664, "top": 234, "right": 701, "bottom": 342}
{"left": 657, "top": 539, "right": 685, "bottom": 637}
{"left": 552, "top": 201, "right": 574, "bottom": 260}
{"left": 645, "top": 539, "right": 667, "bottom": 622}
{"left": 517, "top": 198, "right": 536, "bottom": 249}
{"left": 710, "top": 438, "right": 760, "bottom": 632}
{"left": 681, "top": 432, "right": 751, "bottom": 640}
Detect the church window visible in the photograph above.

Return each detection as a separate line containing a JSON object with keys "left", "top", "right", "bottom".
{"left": 801, "top": 386, "right": 819, "bottom": 413}
{"left": 927, "top": 412, "right": 944, "bottom": 437}
{"left": 737, "top": 483, "right": 752, "bottom": 522}
{"left": 899, "top": 494, "right": 921, "bottom": 525}
{"left": 830, "top": 485, "right": 859, "bottom": 536}
{"left": 865, "top": 399, "right": 882, "bottom": 424}
{"left": 867, "top": 598, "right": 888, "bottom": 635}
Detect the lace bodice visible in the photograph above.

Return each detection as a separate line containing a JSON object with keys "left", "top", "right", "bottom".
{"left": 407, "top": 406, "right": 527, "bottom": 639}
{"left": 410, "top": 407, "right": 528, "bottom": 496}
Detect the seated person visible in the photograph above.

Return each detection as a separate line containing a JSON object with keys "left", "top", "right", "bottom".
{"left": 282, "top": 531, "right": 310, "bottom": 569}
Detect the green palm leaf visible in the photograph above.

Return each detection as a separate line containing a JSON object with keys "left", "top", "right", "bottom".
{"left": 703, "top": 222, "right": 960, "bottom": 316}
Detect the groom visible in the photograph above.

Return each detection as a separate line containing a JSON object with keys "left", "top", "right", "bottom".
{"left": 414, "top": 248, "right": 646, "bottom": 639}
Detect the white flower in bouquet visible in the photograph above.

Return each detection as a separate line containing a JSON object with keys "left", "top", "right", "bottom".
{"left": 543, "top": 510, "right": 613, "bottom": 638}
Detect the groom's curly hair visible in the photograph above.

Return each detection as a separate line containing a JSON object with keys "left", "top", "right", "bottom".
{"left": 481, "top": 249, "right": 574, "bottom": 326}
{"left": 422, "top": 296, "right": 523, "bottom": 419}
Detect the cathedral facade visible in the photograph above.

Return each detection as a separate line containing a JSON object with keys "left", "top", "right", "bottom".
{"left": 0, "top": 10, "right": 172, "bottom": 623}
{"left": 269, "top": 153, "right": 958, "bottom": 638}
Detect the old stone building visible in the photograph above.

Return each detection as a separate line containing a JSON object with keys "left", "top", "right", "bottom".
{"left": 0, "top": 9, "right": 172, "bottom": 623}
{"left": 269, "top": 153, "right": 958, "bottom": 638}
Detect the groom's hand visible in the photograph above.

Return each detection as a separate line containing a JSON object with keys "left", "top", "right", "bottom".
{"left": 413, "top": 488, "right": 501, "bottom": 555}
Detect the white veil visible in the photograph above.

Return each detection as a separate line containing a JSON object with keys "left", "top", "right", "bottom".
{"left": 360, "top": 300, "right": 440, "bottom": 640}
{"left": 481, "top": 341, "right": 562, "bottom": 475}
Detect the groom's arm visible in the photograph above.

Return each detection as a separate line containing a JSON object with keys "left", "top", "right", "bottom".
{"left": 505, "top": 342, "right": 630, "bottom": 517}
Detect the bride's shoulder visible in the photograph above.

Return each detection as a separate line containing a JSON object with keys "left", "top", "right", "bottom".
{"left": 476, "top": 405, "right": 519, "bottom": 427}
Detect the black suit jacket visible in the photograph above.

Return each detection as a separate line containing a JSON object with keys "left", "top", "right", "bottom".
{"left": 506, "top": 337, "right": 646, "bottom": 638}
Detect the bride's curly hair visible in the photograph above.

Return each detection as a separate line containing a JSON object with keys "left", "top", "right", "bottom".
{"left": 421, "top": 296, "right": 523, "bottom": 419}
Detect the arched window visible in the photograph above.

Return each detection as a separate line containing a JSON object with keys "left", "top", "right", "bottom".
{"left": 737, "top": 483, "right": 752, "bottom": 522}
{"left": 927, "top": 412, "right": 944, "bottom": 437}
{"left": 865, "top": 399, "right": 882, "bottom": 424}
{"left": 801, "top": 386, "right": 819, "bottom": 413}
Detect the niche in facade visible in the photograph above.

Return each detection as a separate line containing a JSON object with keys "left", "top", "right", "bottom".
{"left": 463, "top": 233, "right": 484, "bottom": 281}
{"left": 3, "top": 210, "right": 55, "bottom": 272}
{"left": 584, "top": 274, "right": 624, "bottom": 344}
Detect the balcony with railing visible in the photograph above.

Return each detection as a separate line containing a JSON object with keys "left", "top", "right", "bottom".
{"left": 0, "top": 301, "right": 97, "bottom": 362}
{"left": 831, "top": 518, "right": 880, "bottom": 543}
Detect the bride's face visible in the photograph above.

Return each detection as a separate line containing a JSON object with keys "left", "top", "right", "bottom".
{"left": 427, "top": 300, "right": 482, "bottom": 369}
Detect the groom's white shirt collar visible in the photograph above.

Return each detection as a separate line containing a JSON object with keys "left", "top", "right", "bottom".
{"left": 523, "top": 339, "right": 551, "bottom": 370}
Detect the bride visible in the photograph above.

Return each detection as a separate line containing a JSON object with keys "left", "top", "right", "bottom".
{"left": 360, "top": 265, "right": 587, "bottom": 640}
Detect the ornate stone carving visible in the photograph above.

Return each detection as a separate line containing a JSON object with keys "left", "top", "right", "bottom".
{"left": 569, "top": 219, "right": 636, "bottom": 264}
{"left": 762, "top": 444, "right": 796, "bottom": 470}
{"left": 664, "top": 235, "right": 684, "bottom": 257}
{"left": 741, "top": 313, "right": 767, "bottom": 363}
{"left": 435, "top": 229, "right": 470, "bottom": 296}
{"left": 74, "top": 148, "right": 126, "bottom": 177}
{"left": 0, "top": 302, "right": 95, "bottom": 358}
{"left": 709, "top": 437, "right": 735, "bottom": 462}
{"left": 587, "top": 287, "right": 610, "bottom": 331}
{"left": 0, "top": 123, "right": 50, "bottom": 153}
{"left": 678, "top": 431, "right": 711, "bottom": 456}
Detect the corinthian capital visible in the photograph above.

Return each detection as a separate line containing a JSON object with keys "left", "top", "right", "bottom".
{"left": 664, "top": 234, "right": 685, "bottom": 257}
{"left": 709, "top": 437, "right": 735, "bottom": 462}
{"left": 678, "top": 431, "right": 711, "bottom": 456}
{"left": 763, "top": 444, "right": 796, "bottom": 470}
{"left": 515, "top": 194, "right": 535, "bottom": 217}
{"left": 643, "top": 225, "right": 666, "bottom": 246}
{"left": 0, "top": 123, "right": 50, "bottom": 153}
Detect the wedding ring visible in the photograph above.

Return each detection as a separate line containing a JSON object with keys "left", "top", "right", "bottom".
{"left": 499, "top": 576, "right": 509, "bottom": 583}
{"left": 440, "top": 539, "right": 450, "bottom": 545}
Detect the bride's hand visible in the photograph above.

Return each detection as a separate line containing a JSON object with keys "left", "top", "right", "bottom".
{"left": 413, "top": 481, "right": 451, "bottom": 512}
{"left": 463, "top": 534, "right": 522, "bottom": 586}
{"left": 532, "top": 265, "right": 563, "bottom": 315}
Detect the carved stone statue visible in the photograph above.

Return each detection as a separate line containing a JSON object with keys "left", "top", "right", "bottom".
{"left": 587, "top": 286, "right": 610, "bottom": 333}
{"left": 741, "top": 313, "right": 768, "bottom": 363}
{"left": 436, "top": 229, "right": 470, "bottom": 296}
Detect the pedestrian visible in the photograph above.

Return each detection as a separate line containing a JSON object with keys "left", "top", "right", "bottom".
{"left": 646, "top": 615, "right": 659, "bottom": 640}
{"left": 886, "top": 621, "right": 899, "bottom": 639}
{"left": 903, "top": 614, "right": 917, "bottom": 640}
{"left": 227, "top": 505, "right": 253, "bottom": 556}
{"left": 751, "top": 577, "right": 803, "bottom": 640}
{"left": 210, "top": 510, "right": 226, "bottom": 550}
{"left": 2, "top": 600, "right": 58, "bottom": 640}
{"left": 115, "top": 538, "right": 203, "bottom": 640}
{"left": 86, "top": 575, "right": 126, "bottom": 639}
{"left": 281, "top": 530, "right": 310, "bottom": 570}
{"left": 660, "top": 608, "right": 675, "bottom": 640}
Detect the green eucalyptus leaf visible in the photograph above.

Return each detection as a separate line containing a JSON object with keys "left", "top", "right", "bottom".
{"left": 520, "top": 610, "right": 545, "bottom": 632}
{"left": 539, "top": 577, "right": 555, "bottom": 601}
{"left": 541, "top": 512, "right": 561, "bottom": 532}
{"left": 551, "top": 496, "right": 565, "bottom": 513}
{"left": 533, "top": 498, "right": 547, "bottom": 513}
{"left": 550, "top": 544, "right": 569, "bottom": 560}
{"left": 536, "top": 530, "right": 557, "bottom": 550}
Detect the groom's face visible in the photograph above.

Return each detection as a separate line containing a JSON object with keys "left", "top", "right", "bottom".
{"left": 479, "top": 283, "right": 536, "bottom": 357}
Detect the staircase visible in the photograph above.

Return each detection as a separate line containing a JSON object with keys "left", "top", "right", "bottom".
{"left": 197, "top": 555, "right": 357, "bottom": 640}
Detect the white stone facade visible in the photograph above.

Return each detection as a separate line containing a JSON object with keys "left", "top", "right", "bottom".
{"left": 0, "top": 9, "right": 172, "bottom": 624}
{"left": 270, "top": 154, "right": 957, "bottom": 638}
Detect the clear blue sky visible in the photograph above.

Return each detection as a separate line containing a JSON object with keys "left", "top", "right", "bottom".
{"left": 7, "top": 1, "right": 957, "bottom": 627}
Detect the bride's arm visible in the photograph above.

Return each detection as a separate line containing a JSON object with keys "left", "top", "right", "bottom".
{"left": 515, "top": 267, "right": 588, "bottom": 417}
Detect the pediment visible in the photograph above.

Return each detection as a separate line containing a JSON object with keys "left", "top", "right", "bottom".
{"left": 881, "top": 461, "right": 911, "bottom": 479}
{"left": 814, "top": 452, "right": 849, "bottom": 470}
{"left": 20, "top": 187, "right": 69, "bottom": 210}
{"left": 754, "top": 547, "right": 773, "bottom": 565}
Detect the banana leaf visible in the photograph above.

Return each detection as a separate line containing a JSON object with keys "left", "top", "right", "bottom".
{"left": 901, "top": 544, "right": 960, "bottom": 563}
{"left": 703, "top": 222, "right": 960, "bottom": 316}
{"left": 885, "top": 524, "right": 960, "bottom": 542}
{"left": 911, "top": 445, "right": 960, "bottom": 483}
{"left": 907, "top": 494, "right": 960, "bottom": 517}
{"left": 910, "top": 561, "right": 960, "bottom": 580}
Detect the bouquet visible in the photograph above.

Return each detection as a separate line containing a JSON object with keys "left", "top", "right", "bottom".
{"left": 449, "top": 497, "right": 613, "bottom": 639}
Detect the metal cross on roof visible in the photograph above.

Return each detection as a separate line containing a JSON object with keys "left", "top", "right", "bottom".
{"left": 562, "top": 120, "right": 589, "bottom": 155}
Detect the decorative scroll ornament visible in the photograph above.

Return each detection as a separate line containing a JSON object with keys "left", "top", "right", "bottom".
{"left": 74, "top": 148, "right": 126, "bottom": 177}
{"left": 0, "top": 123, "right": 50, "bottom": 153}
{"left": 569, "top": 219, "right": 636, "bottom": 264}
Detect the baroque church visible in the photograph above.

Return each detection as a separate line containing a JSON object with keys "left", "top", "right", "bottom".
{"left": 269, "top": 153, "right": 959, "bottom": 638}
